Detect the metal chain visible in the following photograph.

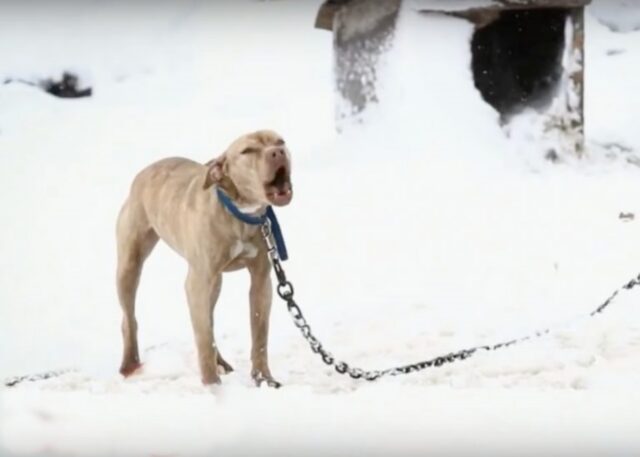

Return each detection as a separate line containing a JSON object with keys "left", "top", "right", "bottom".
{"left": 4, "top": 369, "right": 73, "bottom": 388}
{"left": 5, "top": 226, "right": 638, "bottom": 388}
{"left": 262, "top": 219, "right": 640, "bottom": 381}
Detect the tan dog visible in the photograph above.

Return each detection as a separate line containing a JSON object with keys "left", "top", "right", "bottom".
{"left": 116, "top": 130, "right": 293, "bottom": 387}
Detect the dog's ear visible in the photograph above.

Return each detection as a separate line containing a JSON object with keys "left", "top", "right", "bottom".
{"left": 203, "top": 155, "right": 226, "bottom": 189}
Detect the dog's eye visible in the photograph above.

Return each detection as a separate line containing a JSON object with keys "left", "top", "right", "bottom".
{"left": 275, "top": 139, "right": 285, "bottom": 146}
{"left": 241, "top": 147, "right": 259, "bottom": 155}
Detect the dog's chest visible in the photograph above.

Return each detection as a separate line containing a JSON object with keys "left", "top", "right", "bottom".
{"left": 229, "top": 239, "right": 258, "bottom": 260}
{"left": 229, "top": 224, "right": 260, "bottom": 260}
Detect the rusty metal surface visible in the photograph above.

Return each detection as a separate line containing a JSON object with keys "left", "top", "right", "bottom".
{"left": 315, "top": 0, "right": 350, "bottom": 30}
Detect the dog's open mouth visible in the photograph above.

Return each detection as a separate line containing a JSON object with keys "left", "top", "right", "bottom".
{"left": 265, "top": 166, "right": 292, "bottom": 206}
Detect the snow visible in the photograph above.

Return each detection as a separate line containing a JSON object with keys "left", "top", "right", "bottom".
{"left": 591, "top": 0, "right": 640, "bottom": 33}
{"left": 408, "top": 0, "right": 496, "bottom": 12}
{"left": 1, "top": 1, "right": 640, "bottom": 456}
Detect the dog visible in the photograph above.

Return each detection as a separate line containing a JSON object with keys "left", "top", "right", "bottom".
{"left": 115, "top": 130, "right": 293, "bottom": 387}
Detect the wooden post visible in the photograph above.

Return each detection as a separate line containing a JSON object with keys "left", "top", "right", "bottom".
{"left": 332, "top": 0, "right": 401, "bottom": 121}
{"left": 569, "top": 7, "right": 585, "bottom": 156}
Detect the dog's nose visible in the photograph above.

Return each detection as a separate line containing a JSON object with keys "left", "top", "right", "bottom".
{"left": 267, "top": 147, "right": 287, "bottom": 166}
{"left": 270, "top": 148, "right": 284, "bottom": 159}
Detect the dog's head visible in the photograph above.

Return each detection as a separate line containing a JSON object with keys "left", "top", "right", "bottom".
{"left": 203, "top": 130, "right": 293, "bottom": 207}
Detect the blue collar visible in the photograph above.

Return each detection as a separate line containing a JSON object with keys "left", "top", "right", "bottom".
{"left": 215, "top": 187, "right": 288, "bottom": 261}
{"left": 216, "top": 187, "right": 266, "bottom": 226}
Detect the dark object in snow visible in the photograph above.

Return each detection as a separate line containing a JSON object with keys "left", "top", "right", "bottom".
{"left": 42, "top": 72, "right": 92, "bottom": 98}
{"left": 545, "top": 149, "right": 560, "bottom": 163}
{"left": 316, "top": 0, "right": 590, "bottom": 157}
{"left": 4, "top": 72, "right": 92, "bottom": 98}
{"left": 606, "top": 48, "right": 626, "bottom": 57}
{"left": 619, "top": 212, "right": 635, "bottom": 222}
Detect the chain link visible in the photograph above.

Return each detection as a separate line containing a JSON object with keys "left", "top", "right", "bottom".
{"left": 262, "top": 221, "right": 640, "bottom": 381}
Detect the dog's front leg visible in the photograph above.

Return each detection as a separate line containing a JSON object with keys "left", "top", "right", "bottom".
{"left": 186, "top": 268, "right": 222, "bottom": 385}
{"left": 248, "top": 254, "right": 280, "bottom": 388}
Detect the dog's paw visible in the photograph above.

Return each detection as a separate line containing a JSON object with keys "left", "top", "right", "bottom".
{"left": 251, "top": 370, "right": 281, "bottom": 388}
{"left": 264, "top": 379, "right": 282, "bottom": 388}
{"left": 201, "top": 373, "right": 222, "bottom": 385}
{"left": 119, "top": 361, "right": 143, "bottom": 378}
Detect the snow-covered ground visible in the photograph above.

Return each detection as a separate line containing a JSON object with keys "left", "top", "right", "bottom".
{"left": 1, "top": 1, "right": 640, "bottom": 456}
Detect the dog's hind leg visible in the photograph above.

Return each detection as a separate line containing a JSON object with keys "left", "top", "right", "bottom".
{"left": 116, "top": 198, "right": 158, "bottom": 377}
{"left": 216, "top": 351, "right": 234, "bottom": 374}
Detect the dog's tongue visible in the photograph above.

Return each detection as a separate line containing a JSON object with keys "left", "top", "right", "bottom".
{"left": 269, "top": 185, "right": 292, "bottom": 206}
{"left": 266, "top": 167, "right": 292, "bottom": 206}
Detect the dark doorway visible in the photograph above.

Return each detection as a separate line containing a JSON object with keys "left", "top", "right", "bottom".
{"left": 471, "top": 8, "right": 568, "bottom": 119}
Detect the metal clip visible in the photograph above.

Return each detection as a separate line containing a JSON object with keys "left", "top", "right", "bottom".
{"left": 261, "top": 220, "right": 279, "bottom": 261}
